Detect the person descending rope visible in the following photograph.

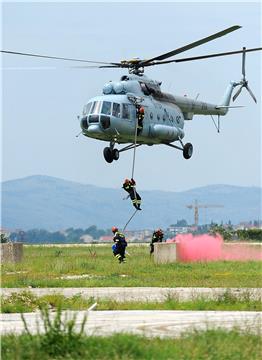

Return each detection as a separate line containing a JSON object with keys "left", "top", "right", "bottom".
{"left": 136, "top": 105, "right": 145, "bottom": 135}
{"left": 150, "top": 228, "right": 164, "bottom": 256}
{"left": 122, "top": 178, "right": 142, "bottom": 210}
{"left": 111, "top": 226, "right": 127, "bottom": 263}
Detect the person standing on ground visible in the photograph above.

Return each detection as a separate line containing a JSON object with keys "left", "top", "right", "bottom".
{"left": 111, "top": 226, "right": 127, "bottom": 263}
{"left": 150, "top": 228, "right": 164, "bottom": 256}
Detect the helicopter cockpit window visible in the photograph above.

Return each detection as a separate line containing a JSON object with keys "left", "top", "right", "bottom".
{"left": 112, "top": 103, "right": 120, "bottom": 118}
{"left": 90, "top": 101, "right": 101, "bottom": 114}
{"left": 83, "top": 102, "right": 92, "bottom": 115}
{"left": 101, "top": 101, "right": 112, "bottom": 115}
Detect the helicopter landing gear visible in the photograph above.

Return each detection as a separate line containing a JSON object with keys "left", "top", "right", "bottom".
{"left": 165, "top": 140, "right": 193, "bottom": 160}
{"left": 103, "top": 142, "right": 143, "bottom": 163}
{"left": 103, "top": 142, "right": 120, "bottom": 163}
{"left": 183, "top": 143, "right": 193, "bottom": 159}
{"left": 103, "top": 147, "right": 114, "bottom": 163}
{"left": 112, "top": 148, "right": 119, "bottom": 160}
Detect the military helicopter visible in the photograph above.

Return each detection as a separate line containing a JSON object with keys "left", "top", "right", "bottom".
{"left": 2, "top": 25, "right": 261, "bottom": 163}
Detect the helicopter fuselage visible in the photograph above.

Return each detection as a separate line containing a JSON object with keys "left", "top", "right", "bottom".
{"left": 80, "top": 74, "right": 233, "bottom": 146}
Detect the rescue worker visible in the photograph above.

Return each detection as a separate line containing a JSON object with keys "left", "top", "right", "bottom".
{"left": 150, "top": 228, "right": 164, "bottom": 256}
{"left": 122, "top": 178, "right": 142, "bottom": 210}
{"left": 136, "top": 105, "right": 144, "bottom": 135}
{"left": 111, "top": 226, "right": 127, "bottom": 263}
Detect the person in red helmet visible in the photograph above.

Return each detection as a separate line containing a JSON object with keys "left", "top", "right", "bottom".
{"left": 150, "top": 228, "right": 164, "bottom": 256}
{"left": 112, "top": 226, "right": 127, "bottom": 263}
{"left": 136, "top": 105, "right": 144, "bottom": 135}
{"left": 122, "top": 178, "right": 142, "bottom": 210}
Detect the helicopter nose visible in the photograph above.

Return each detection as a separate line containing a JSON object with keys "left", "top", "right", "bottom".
{"left": 87, "top": 124, "right": 102, "bottom": 134}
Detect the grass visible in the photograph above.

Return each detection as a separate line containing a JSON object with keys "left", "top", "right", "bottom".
{"left": 1, "top": 245, "right": 262, "bottom": 288}
{"left": 2, "top": 306, "right": 262, "bottom": 360}
{"left": 1, "top": 290, "right": 262, "bottom": 313}
{"left": 2, "top": 331, "right": 261, "bottom": 360}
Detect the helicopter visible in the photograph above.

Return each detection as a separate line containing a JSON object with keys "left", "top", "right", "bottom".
{"left": 2, "top": 25, "right": 261, "bottom": 164}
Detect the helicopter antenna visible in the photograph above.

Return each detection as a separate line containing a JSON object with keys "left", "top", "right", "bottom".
{"left": 210, "top": 114, "right": 220, "bottom": 133}
{"left": 195, "top": 93, "right": 200, "bottom": 101}
{"left": 75, "top": 130, "right": 83, "bottom": 138}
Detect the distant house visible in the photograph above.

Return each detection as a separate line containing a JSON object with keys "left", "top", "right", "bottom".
{"left": 80, "top": 234, "right": 94, "bottom": 243}
{"left": 99, "top": 236, "right": 112, "bottom": 242}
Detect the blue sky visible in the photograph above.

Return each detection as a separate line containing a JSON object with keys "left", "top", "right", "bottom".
{"left": 1, "top": 1, "right": 261, "bottom": 191}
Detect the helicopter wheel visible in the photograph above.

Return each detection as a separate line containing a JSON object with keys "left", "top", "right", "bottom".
{"left": 183, "top": 143, "right": 193, "bottom": 159}
{"left": 112, "top": 149, "right": 119, "bottom": 161}
{"left": 103, "top": 147, "right": 114, "bottom": 163}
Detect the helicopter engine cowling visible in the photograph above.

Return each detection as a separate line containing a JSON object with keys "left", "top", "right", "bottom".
{"left": 150, "top": 124, "right": 184, "bottom": 142}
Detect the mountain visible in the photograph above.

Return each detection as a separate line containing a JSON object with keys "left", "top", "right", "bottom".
{"left": 1, "top": 175, "right": 261, "bottom": 230}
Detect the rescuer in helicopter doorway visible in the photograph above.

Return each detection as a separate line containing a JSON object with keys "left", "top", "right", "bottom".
{"left": 136, "top": 105, "right": 144, "bottom": 135}
{"left": 150, "top": 228, "right": 164, "bottom": 256}
{"left": 111, "top": 226, "right": 127, "bottom": 263}
{"left": 122, "top": 178, "right": 142, "bottom": 210}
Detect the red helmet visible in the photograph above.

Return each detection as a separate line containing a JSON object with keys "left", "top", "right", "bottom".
{"left": 157, "top": 228, "right": 163, "bottom": 234}
{"left": 139, "top": 107, "right": 144, "bottom": 113}
{"left": 112, "top": 226, "right": 118, "bottom": 233}
{"left": 124, "top": 178, "right": 130, "bottom": 183}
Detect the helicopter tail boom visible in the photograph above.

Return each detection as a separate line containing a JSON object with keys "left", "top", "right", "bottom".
{"left": 216, "top": 81, "right": 237, "bottom": 115}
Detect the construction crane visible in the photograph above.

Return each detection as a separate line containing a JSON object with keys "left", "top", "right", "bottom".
{"left": 186, "top": 200, "right": 224, "bottom": 226}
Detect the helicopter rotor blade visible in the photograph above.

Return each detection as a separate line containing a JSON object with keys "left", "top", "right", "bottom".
{"left": 0, "top": 50, "right": 121, "bottom": 66}
{"left": 140, "top": 25, "right": 241, "bottom": 66}
{"left": 245, "top": 84, "right": 257, "bottom": 103}
{"left": 232, "top": 85, "right": 244, "bottom": 102}
{"left": 71, "top": 65, "right": 121, "bottom": 69}
{"left": 149, "top": 47, "right": 262, "bottom": 65}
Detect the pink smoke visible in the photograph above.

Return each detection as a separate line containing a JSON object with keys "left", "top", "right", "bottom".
{"left": 167, "top": 234, "right": 262, "bottom": 262}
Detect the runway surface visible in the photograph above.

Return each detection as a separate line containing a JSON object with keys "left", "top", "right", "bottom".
{"left": 1, "top": 310, "right": 261, "bottom": 337}
{"left": 1, "top": 287, "right": 261, "bottom": 301}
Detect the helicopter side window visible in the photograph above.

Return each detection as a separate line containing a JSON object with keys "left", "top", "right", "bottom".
{"left": 112, "top": 103, "right": 120, "bottom": 118}
{"left": 90, "top": 101, "right": 101, "bottom": 114}
{"left": 122, "top": 104, "right": 130, "bottom": 119}
{"left": 101, "top": 101, "right": 112, "bottom": 115}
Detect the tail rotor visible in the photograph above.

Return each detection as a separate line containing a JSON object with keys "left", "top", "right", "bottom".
{"left": 233, "top": 47, "right": 257, "bottom": 103}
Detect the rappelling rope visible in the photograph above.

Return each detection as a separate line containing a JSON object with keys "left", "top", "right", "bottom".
{"left": 131, "top": 112, "right": 139, "bottom": 180}
{"left": 122, "top": 103, "right": 141, "bottom": 231}
{"left": 131, "top": 107, "right": 140, "bottom": 203}
{"left": 123, "top": 209, "right": 138, "bottom": 231}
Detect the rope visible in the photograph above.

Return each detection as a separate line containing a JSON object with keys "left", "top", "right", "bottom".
{"left": 131, "top": 114, "right": 139, "bottom": 179}
{"left": 123, "top": 209, "right": 138, "bottom": 231}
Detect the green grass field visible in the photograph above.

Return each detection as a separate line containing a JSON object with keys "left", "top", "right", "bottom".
{"left": 2, "top": 290, "right": 262, "bottom": 313}
{"left": 2, "top": 245, "right": 262, "bottom": 288}
{"left": 2, "top": 330, "right": 261, "bottom": 360}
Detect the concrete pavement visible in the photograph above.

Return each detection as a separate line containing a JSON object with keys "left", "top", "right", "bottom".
{"left": 1, "top": 287, "right": 261, "bottom": 301}
{"left": 1, "top": 310, "right": 261, "bottom": 337}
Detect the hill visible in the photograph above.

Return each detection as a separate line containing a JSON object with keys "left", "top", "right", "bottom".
{"left": 1, "top": 175, "right": 261, "bottom": 230}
